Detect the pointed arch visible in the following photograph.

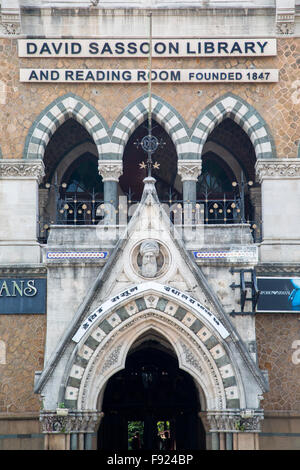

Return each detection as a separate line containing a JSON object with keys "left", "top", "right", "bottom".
{"left": 61, "top": 283, "right": 246, "bottom": 412}
{"left": 23, "top": 93, "right": 110, "bottom": 160}
{"left": 191, "top": 93, "right": 276, "bottom": 160}
{"left": 109, "top": 94, "right": 192, "bottom": 161}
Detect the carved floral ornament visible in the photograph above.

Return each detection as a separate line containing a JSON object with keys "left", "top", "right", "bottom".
{"left": 40, "top": 410, "right": 103, "bottom": 434}
{"left": 206, "top": 409, "right": 264, "bottom": 433}
{"left": 177, "top": 160, "right": 202, "bottom": 182}
{"left": 98, "top": 160, "right": 123, "bottom": 182}
{"left": 255, "top": 159, "right": 300, "bottom": 182}
{"left": 0, "top": 159, "right": 45, "bottom": 183}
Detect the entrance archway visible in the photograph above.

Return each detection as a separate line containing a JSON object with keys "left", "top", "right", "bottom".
{"left": 97, "top": 332, "right": 206, "bottom": 450}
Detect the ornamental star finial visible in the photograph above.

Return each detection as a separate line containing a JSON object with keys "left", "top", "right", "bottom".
{"left": 139, "top": 161, "right": 147, "bottom": 169}
{"left": 153, "top": 162, "right": 160, "bottom": 170}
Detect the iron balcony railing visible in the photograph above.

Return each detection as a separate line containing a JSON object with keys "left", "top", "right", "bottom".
{"left": 38, "top": 191, "right": 261, "bottom": 244}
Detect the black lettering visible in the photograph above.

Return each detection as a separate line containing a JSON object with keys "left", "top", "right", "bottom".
{"left": 257, "top": 41, "right": 268, "bottom": 53}
{"left": 245, "top": 41, "right": 256, "bottom": 54}
{"left": 169, "top": 42, "right": 179, "bottom": 55}
{"left": 26, "top": 42, "right": 37, "bottom": 54}
{"left": 65, "top": 70, "right": 74, "bottom": 81}
{"left": 101, "top": 42, "right": 113, "bottom": 55}
{"left": 89, "top": 42, "right": 99, "bottom": 55}
{"left": 51, "top": 42, "right": 62, "bottom": 55}
{"left": 40, "top": 70, "right": 49, "bottom": 80}
{"left": 230, "top": 42, "right": 242, "bottom": 54}
{"left": 85, "top": 70, "right": 95, "bottom": 81}
{"left": 154, "top": 42, "right": 166, "bottom": 54}
{"left": 171, "top": 71, "right": 180, "bottom": 81}
{"left": 140, "top": 42, "right": 149, "bottom": 54}
{"left": 218, "top": 42, "right": 228, "bottom": 54}
{"left": 40, "top": 42, "right": 51, "bottom": 54}
{"left": 111, "top": 70, "right": 120, "bottom": 81}
{"left": 71, "top": 42, "right": 81, "bottom": 54}
{"left": 76, "top": 70, "right": 84, "bottom": 81}
{"left": 127, "top": 42, "right": 137, "bottom": 54}
{"left": 137, "top": 70, "right": 146, "bottom": 81}
{"left": 51, "top": 70, "right": 59, "bottom": 81}
{"left": 187, "top": 42, "right": 196, "bottom": 54}
{"left": 122, "top": 71, "right": 131, "bottom": 81}
{"left": 204, "top": 42, "right": 215, "bottom": 54}
{"left": 96, "top": 71, "right": 105, "bottom": 81}
{"left": 29, "top": 70, "right": 39, "bottom": 80}
{"left": 115, "top": 42, "right": 125, "bottom": 55}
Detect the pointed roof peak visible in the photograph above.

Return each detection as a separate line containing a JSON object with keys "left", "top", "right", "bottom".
{"left": 141, "top": 176, "right": 160, "bottom": 204}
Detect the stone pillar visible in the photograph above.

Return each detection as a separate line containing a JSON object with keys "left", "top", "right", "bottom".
{"left": 0, "top": 159, "right": 45, "bottom": 263}
{"left": 178, "top": 160, "right": 202, "bottom": 227}
{"left": 98, "top": 160, "right": 123, "bottom": 224}
{"left": 255, "top": 159, "right": 300, "bottom": 263}
{"left": 206, "top": 409, "right": 264, "bottom": 451}
{"left": 177, "top": 160, "right": 202, "bottom": 203}
{"left": 40, "top": 410, "right": 103, "bottom": 451}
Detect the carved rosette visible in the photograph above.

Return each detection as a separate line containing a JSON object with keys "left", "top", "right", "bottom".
{"left": 255, "top": 159, "right": 300, "bottom": 182}
{"left": 206, "top": 409, "right": 264, "bottom": 433}
{"left": 40, "top": 410, "right": 103, "bottom": 434}
{"left": 177, "top": 160, "right": 202, "bottom": 182}
{"left": 98, "top": 160, "right": 123, "bottom": 182}
{"left": 0, "top": 159, "right": 45, "bottom": 183}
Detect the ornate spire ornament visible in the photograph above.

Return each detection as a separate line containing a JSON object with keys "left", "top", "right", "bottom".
{"left": 134, "top": 13, "right": 164, "bottom": 177}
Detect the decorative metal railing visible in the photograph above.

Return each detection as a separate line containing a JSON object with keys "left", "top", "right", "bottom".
{"left": 38, "top": 191, "right": 261, "bottom": 243}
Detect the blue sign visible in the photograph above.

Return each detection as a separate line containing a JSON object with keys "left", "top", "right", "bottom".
{"left": 257, "top": 277, "right": 300, "bottom": 313}
{"left": 0, "top": 278, "right": 46, "bottom": 314}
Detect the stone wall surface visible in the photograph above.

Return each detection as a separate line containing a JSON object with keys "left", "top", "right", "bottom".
{"left": 0, "top": 315, "right": 46, "bottom": 413}
{"left": 256, "top": 313, "right": 300, "bottom": 411}
{"left": 0, "top": 38, "right": 299, "bottom": 160}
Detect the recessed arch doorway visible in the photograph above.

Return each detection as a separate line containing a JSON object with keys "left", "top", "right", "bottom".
{"left": 97, "top": 331, "right": 206, "bottom": 451}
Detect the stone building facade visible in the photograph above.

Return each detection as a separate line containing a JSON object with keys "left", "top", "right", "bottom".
{"left": 0, "top": 0, "right": 300, "bottom": 451}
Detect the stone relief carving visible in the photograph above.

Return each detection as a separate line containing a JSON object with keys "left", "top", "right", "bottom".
{"left": 98, "top": 161, "right": 123, "bottom": 182}
{"left": 206, "top": 409, "right": 264, "bottom": 432}
{"left": 177, "top": 160, "right": 202, "bottom": 182}
{"left": 255, "top": 160, "right": 300, "bottom": 182}
{"left": 139, "top": 239, "right": 160, "bottom": 278}
{"left": 40, "top": 410, "right": 103, "bottom": 434}
{"left": 0, "top": 160, "right": 45, "bottom": 183}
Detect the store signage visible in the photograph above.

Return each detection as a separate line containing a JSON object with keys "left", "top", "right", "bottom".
{"left": 18, "top": 38, "right": 277, "bottom": 58}
{"left": 256, "top": 277, "right": 300, "bottom": 313}
{"left": 20, "top": 68, "right": 278, "bottom": 83}
{"left": 0, "top": 278, "right": 46, "bottom": 314}
{"left": 72, "top": 281, "right": 229, "bottom": 343}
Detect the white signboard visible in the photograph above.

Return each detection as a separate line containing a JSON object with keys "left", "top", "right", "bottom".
{"left": 18, "top": 38, "right": 277, "bottom": 58}
{"left": 72, "top": 281, "right": 230, "bottom": 343}
{"left": 20, "top": 68, "right": 278, "bottom": 83}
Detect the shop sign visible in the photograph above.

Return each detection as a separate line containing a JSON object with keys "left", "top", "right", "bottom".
{"left": 0, "top": 278, "right": 46, "bottom": 314}
{"left": 256, "top": 277, "right": 300, "bottom": 313}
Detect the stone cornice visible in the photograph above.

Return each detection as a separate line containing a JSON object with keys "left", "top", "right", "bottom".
{"left": 40, "top": 410, "right": 103, "bottom": 434}
{"left": 206, "top": 409, "right": 264, "bottom": 432}
{"left": 255, "top": 159, "right": 300, "bottom": 182}
{"left": 98, "top": 160, "right": 123, "bottom": 182}
{"left": 177, "top": 160, "right": 202, "bottom": 182}
{"left": 0, "top": 159, "right": 45, "bottom": 183}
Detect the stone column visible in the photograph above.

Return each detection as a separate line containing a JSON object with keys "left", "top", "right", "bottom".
{"left": 206, "top": 409, "right": 264, "bottom": 451}
{"left": 177, "top": 160, "right": 202, "bottom": 203}
{"left": 40, "top": 410, "right": 103, "bottom": 451}
{"left": 178, "top": 160, "right": 202, "bottom": 227}
{"left": 255, "top": 159, "right": 300, "bottom": 263}
{"left": 98, "top": 160, "right": 123, "bottom": 224}
{"left": 0, "top": 159, "right": 45, "bottom": 263}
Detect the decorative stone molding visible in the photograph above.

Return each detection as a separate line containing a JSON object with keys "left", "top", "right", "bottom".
{"left": 255, "top": 159, "right": 300, "bottom": 182}
{"left": 276, "top": 1, "right": 295, "bottom": 36}
{"left": 98, "top": 160, "right": 123, "bottom": 182}
{"left": 206, "top": 409, "right": 264, "bottom": 433}
{"left": 177, "top": 160, "right": 202, "bottom": 182}
{"left": 40, "top": 410, "right": 103, "bottom": 434}
{"left": 0, "top": 159, "right": 45, "bottom": 183}
{"left": 0, "top": 4, "right": 21, "bottom": 36}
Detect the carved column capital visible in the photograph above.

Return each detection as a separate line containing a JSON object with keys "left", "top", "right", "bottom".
{"left": 0, "top": 159, "right": 45, "bottom": 183}
{"left": 98, "top": 160, "right": 123, "bottom": 182}
{"left": 177, "top": 160, "right": 202, "bottom": 182}
{"left": 40, "top": 410, "right": 103, "bottom": 434}
{"left": 255, "top": 159, "right": 300, "bottom": 182}
{"left": 206, "top": 409, "right": 264, "bottom": 433}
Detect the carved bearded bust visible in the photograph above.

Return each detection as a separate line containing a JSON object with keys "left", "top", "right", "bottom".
{"left": 139, "top": 240, "right": 160, "bottom": 278}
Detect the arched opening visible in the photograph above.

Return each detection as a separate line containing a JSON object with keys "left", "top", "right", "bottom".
{"left": 97, "top": 331, "right": 205, "bottom": 451}
{"left": 199, "top": 118, "right": 260, "bottom": 236}
{"left": 38, "top": 118, "right": 103, "bottom": 240}
{"left": 119, "top": 119, "right": 182, "bottom": 202}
